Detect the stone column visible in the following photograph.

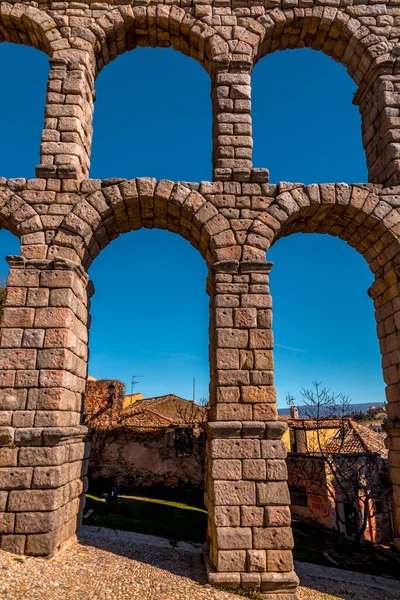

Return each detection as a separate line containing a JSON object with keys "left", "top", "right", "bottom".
{"left": 355, "top": 63, "right": 400, "bottom": 187}
{"left": 0, "top": 255, "right": 91, "bottom": 556}
{"left": 211, "top": 65, "right": 269, "bottom": 185}
{"left": 369, "top": 266, "right": 400, "bottom": 539}
{"left": 36, "top": 53, "right": 95, "bottom": 181}
{"left": 204, "top": 260, "right": 299, "bottom": 598}
{"left": 212, "top": 65, "right": 252, "bottom": 182}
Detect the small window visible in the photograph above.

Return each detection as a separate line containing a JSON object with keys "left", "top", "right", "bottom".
{"left": 343, "top": 502, "right": 357, "bottom": 536}
{"left": 289, "top": 485, "right": 308, "bottom": 507}
{"left": 333, "top": 425, "right": 349, "bottom": 440}
{"left": 174, "top": 426, "right": 193, "bottom": 456}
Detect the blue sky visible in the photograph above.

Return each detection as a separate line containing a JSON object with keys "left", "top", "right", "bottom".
{"left": 0, "top": 44, "right": 384, "bottom": 407}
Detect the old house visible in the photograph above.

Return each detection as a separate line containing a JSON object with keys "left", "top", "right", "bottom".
{"left": 84, "top": 379, "right": 207, "bottom": 495}
{"left": 282, "top": 410, "right": 393, "bottom": 544}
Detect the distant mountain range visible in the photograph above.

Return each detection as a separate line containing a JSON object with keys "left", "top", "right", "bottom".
{"left": 278, "top": 402, "right": 385, "bottom": 417}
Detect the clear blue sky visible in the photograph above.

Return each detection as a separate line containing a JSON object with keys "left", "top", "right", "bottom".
{"left": 0, "top": 43, "right": 384, "bottom": 407}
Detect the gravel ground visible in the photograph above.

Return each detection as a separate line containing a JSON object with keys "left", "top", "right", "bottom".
{"left": 0, "top": 526, "right": 399, "bottom": 600}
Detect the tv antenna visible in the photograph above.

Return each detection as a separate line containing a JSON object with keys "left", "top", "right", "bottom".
{"left": 131, "top": 375, "right": 142, "bottom": 395}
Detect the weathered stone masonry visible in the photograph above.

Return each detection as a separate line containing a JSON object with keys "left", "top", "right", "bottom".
{"left": 1, "top": 0, "right": 400, "bottom": 598}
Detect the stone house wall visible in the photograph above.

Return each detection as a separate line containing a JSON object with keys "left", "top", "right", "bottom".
{"left": 84, "top": 384, "right": 207, "bottom": 494}
{"left": 287, "top": 455, "right": 335, "bottom": 531}
{"left": 90, "top": 426, "right": 205, "bottom": 493}
{"left": 287, "top": 451, "right": 393, "bottom": 543}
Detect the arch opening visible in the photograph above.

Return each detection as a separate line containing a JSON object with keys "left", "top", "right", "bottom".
{"left": 82, "top": 228, "right": 209, "bottom": 542}
{"left": 269, "top": 233, "right": 384, "bottom": 407}
{"left": 252, "top": 49, "right": 366, "bottom": 185}
{"left": 0, "top": 228, "right": 20, "bottom": 278}
{"left": 0, "top": 43, "right": 48, "bottom": 178}
{"left": 269, "top": 232, "right": 394, "bottom": 554}
{"left": 90, "top": 49, "right": 211, "bottom": 182}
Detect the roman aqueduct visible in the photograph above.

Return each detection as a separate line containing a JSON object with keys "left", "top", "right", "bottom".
{"left": 0, "top": 0, "right": 400, "bottom": 597}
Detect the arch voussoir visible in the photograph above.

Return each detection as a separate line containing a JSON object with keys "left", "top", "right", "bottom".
{"left": 250, "top": 183, "right": 400, "bottom": 274}
{"left": 88, "top": 6, "right": 221, "bottom": 74}
{"left": 0, "top": 2, "right": 60, "bottom": 54}
{"left": 255, "top": 8, "right": 390, "bottom": 86}
{"left": 0, "top": 189, "right": 41, "bottom": 240}
{"left": 51, "top": 179, "right": 233, "bottom": 268}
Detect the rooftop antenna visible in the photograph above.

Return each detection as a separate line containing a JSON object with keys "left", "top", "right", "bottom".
{"left": 193, "top": 377, "right": 196, "bottom": 402}
{"left": 131, "top": 375, "right": 142, "bottom": 396}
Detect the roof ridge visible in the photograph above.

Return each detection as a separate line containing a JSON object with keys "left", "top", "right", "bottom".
{"left": 348, "top": 420, "right": 370, "bottom": 452}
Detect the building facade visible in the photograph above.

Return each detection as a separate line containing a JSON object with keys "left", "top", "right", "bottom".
{"left": 283, "top": 416, "right": 393, "bottom": 544}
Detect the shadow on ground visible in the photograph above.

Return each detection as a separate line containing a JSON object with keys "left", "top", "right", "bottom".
{"left": 78, "top": 525, "right": 208, "bottom": 583}
{"left": 78, "top": 494, "right": 400, "bottom": 600}
{"left": 84, "top": 493, "right": 207, "bottom": 544}
{"left": 78, "top": 526, "right": 400, "bottom": 600}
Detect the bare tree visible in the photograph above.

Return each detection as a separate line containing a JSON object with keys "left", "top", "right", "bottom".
{"left": 287, "top": 382, "right": 392, "bottom": 546}
{"left": 197, "top": 396, "right": 210, "bottom": 408}
{"left": 172, "top": 398, "right": 208, "bottom": 471}
{"left": 84, "top": 381, "right": 127, "bottom": 479}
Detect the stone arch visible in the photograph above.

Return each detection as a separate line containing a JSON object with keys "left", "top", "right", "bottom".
{"left": 78, "top": 6, "right": 227, "bottom": 75}
{"left": 50, "top": 179, "right": 237, "bottom": 269}
{"left": 0, "top": 185, "right": 41, "bottom": 241}
{"left": 252, "top": 9, "right": 390, "bottom": 86}
{"left": 247, "top": 7, "right": 397, "bottom": 187}
{"left": 209, "top": 9, "right": 392, "bottom": 183}
{"left": 245, "top": 184, "right": 400, "bottom": 274}
{"left": 0, "top": 4, "right": 92, "bottom": 182}
{"left": 61, "top": 9, "right": 228, "bottom": 181}
{"left": 0, "top": 5, "right": 69, "bottom": 180}
{"left": 0, "top": 3, "right": 62, "bottom": 56}
{"left": 248, "top": 183, "right": 400, "bottom": 537}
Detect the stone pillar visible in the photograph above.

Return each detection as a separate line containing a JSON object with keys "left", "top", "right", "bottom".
{"left": 204, "top": 260, "right": 299, "bottom": 598}
{"left": 212, "top": 65, "right": 253, "bottom": 182}
{"left": 355, "top": 64, "right": 400, "bottom": 187}
{"left": 211, "top": 65, "right": 269, "bottom": 185}
{"left": 0, "top": 255, "right": 91, "bottom": 556}
{"left": 369, "top": 266, "right": 400, "bottom": 539}
{"left": 36, "top": 54, "right": 95, "bottom": 181}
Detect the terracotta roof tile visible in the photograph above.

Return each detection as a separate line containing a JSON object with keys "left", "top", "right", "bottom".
{"left": 322, "top": 420, "right": 387, "bottom": 458}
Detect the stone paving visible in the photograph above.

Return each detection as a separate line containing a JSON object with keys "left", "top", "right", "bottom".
{"left": 0, "top": 526, "right": 399, "bottom": 600}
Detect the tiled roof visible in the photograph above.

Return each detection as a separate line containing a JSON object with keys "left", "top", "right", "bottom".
{"left": 322, "top": 420, "right": 387, "bottom": 458}
{"left": 283, "top": 415, "right": 388, "bottom": 459}
{"left": 123, "top": 394, "right": 183, "bottom": 413}
{"left": 120, "top": 410, "right": 173, "bottom": 428}
{"left": 121, "top": 394, "right": 207, "bottom": 427}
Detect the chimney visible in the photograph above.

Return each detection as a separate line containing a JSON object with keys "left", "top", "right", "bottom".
{"left": 290, "top": 406, "right": 299, "bottom": 419}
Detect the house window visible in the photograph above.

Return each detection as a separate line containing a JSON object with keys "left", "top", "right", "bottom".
{"left": 290, "top": 429, "right": 298, "bottom": 453}
{"left": 174, "top": 426, "right": 193, "bottom": 456}
{"left": 289, "top": 485, "right": 308, "bottom": 507}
